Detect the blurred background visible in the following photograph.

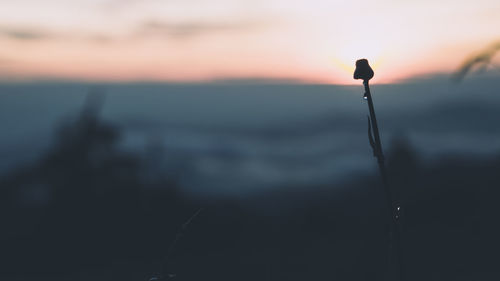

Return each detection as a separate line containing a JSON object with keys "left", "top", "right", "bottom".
{"left": 1, "top": 0, "right": 500, "bottom": 280}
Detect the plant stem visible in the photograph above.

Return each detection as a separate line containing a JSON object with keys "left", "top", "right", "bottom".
{"left": 364, "top": 80, "right": 404, "bottom": 281}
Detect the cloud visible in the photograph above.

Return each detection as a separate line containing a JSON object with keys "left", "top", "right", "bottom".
{"left": 137, "top": 19, "right": 270, "bottom": 39}
{"left": 0, "top": 25, "right": 114, "bottom": 44}
{"left": 86, "top": 34, "right": 115, "bottom": 44}
{"left": 0, "top": 18, "right": 273, "bottom": 44}
{"left": 0, "top": 27, "right": 50, "bottom": 40}
{"left": 101, "top": 0, "right": 146, "bottom": 10}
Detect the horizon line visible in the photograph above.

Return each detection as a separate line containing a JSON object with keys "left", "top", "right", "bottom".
{"left": 0, "top": 70, "right": 492, "bottom": 86}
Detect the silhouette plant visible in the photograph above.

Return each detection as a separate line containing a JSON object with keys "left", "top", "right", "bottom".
{"left": 148, "top": 207, "right": 204, "bottom": 281}
{"left": 453, "top": 40, "right": 500, "bottom": 81}
{"left": 354, "top": 59, "right": 404, "bottom": 281}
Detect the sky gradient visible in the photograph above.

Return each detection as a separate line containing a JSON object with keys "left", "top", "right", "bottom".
{"left": 0, "top": 0, "right": 499, "bottom": 84}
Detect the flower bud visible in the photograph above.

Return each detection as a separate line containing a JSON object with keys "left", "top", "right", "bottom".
{"left": 354, "top": 59, "right": 374, "bottom": 81}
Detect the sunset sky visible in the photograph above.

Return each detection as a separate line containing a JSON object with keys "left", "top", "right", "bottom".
{"left": 0, "top": 0, "right": 499, "bottom": 84}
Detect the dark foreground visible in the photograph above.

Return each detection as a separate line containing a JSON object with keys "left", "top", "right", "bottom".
{"left": 1, "top": 80, "right": 500, "bottom": 280}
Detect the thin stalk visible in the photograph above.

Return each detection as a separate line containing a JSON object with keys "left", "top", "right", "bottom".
{"left": 364, "top": 80, "right": 404, "bottom": 281}
{"left": 364, "top": 81, "right": 391, "bottom": 210}
{"left": 155, "top": 207, "right": 204, "bottom": 280}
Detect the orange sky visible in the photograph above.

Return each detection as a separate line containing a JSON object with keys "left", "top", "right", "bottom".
{"left": 0, "top": 0, "right": 499, "bottom": 84}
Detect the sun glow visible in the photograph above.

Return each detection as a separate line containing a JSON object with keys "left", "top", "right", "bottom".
{"left": 329, "top": 38, "right": 387, "bottom": 84}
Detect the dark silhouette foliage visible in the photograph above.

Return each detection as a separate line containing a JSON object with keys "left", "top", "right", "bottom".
{"left": 453, "top": 40, "right": 500, "bottom": 81}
